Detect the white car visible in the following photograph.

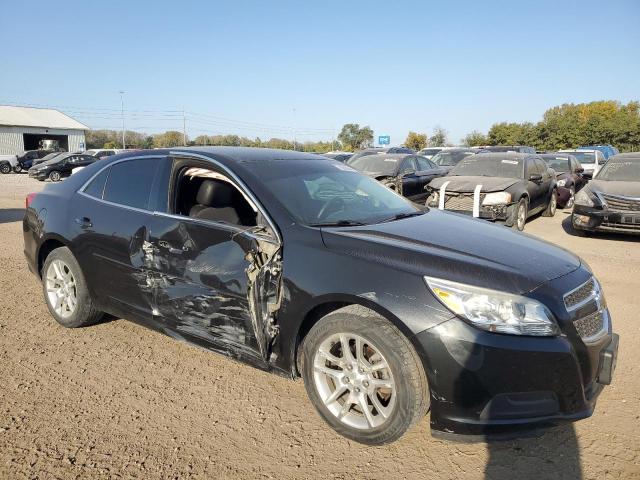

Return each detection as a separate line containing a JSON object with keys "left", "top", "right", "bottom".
{"left": 418, "top": 146, "right": 459, "bottom": 160}
{"left": 0, "top": 154, "right": 19, "bottom": 174}
{"left": 83, "top": 149, "right": 124, "bottom": 159}
{"left": 558, "top": 149, "right": 606, "bottom": 178}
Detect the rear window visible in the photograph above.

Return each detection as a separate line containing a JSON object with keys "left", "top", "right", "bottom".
{"left": 83, "top": 168, "right": 110, "bottom": 199}
{"left": 103, "top": 159, "right": 158, "bottom": 209}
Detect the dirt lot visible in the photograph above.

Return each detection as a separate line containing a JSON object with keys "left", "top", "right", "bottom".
{"left": 0, "top": 174, "right": 639, "bottom": 480}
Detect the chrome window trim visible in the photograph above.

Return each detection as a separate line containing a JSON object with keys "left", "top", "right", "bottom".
{"left": 563, "top": 277, "right": 599, "bottom": 312}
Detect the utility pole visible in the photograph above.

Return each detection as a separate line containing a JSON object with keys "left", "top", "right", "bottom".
{"left": 182, "top": 108, "right": 187, "bottom": 146}
{"left": 292, "top": 107, "right": 297, "bottom": 151}
{"left": 119, "top": 91, "right": 125, "bottom": 149}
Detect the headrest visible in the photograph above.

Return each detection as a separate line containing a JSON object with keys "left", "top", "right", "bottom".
{"left": 196, "top": 179, "right": 234, "bottom": 207}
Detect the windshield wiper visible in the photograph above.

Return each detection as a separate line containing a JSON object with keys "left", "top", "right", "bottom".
{"left": 309, "top": 220, "right": 368, "bottom": 227}
{"left": 378, "top": 211, "right": 425, "bottom": 223}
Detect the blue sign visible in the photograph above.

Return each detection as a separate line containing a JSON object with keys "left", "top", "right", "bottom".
{"left": 378, "top": 135, "right": 390, "bottom": 145}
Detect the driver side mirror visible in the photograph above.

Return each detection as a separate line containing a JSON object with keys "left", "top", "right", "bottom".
{"left": 528, "top": 173, "right": 542, "bottom": 182}
{"left": 401, "top": 170, "right": 414, "bottom": 178}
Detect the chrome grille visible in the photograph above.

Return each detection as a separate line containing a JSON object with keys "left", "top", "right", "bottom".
{"left": 601, "top": 193, "right": 640, "bottom": 212}
{"left": 443, "top": 193, "right": 482, "bottom": 211}
{"left": 564, "top": 278, "right": 596, "bottom": 311}
{"left": 573, "top": 310, "right": 606, "bottom": 341}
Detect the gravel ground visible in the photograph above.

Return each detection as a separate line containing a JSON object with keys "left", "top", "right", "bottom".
{"left": 1, "top": 174, "right": 639, "bottom": 479}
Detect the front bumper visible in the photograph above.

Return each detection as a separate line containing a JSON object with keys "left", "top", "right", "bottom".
{"left": 572, "top": 204, "right": 640, "bottom": 235}
{"left": 411, "top": 269, "right": 617, "bottom": 439}
{"left": 28, "top": 170, "right": 47, "bottom": 180}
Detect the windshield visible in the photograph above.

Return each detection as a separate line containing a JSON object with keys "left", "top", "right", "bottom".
{"left": 348, "top": 155, "right": 400, "bottom": 176}
{"left": 544, "top": 157, "right": 570, "bottom": 172}
{"left": 419, "top": 148, "right": 442, "bottom": 156}
{"left": 565, "top": 151, "right": 595, "bottom": 164}
{"left": 596, "top": 160, "right": 640, "bottom": 181}
{"left": 450, "top": 156, "right": 523, "bottom": 178}
{"left": 432, "top": 150, "right": 476, "bottom": 166}
{"left": 258, "top": 163, "right": 419, "bottom": 225}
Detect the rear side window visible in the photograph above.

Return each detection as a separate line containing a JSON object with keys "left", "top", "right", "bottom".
{"left": 83, "top": 168, "right": 110, "bottom": 199}
{"left": 103, "top": 159, "right": 158, "bottom": 209}
{"left": 416, "top": 157, "right": 433, "bottom": 170}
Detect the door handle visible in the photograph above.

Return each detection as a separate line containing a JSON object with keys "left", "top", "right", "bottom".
{"left": 75, "top": 217, "right": 92, "bottom": 228}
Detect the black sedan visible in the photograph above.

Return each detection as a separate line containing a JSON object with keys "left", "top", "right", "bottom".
{"left": 540, "top": 153, "right": 587, "bottom": 208}
{"left": 572, "top": 152, "right": 640, "bottom": 235}
{"left": 426, "top": 153, "right": 558, "bottom": 230}
{"left": 23, "top": 147, "right": 617, "bottom": 444}
{"left": 28, "top": 153, "right": 97, "bottom": 182}
{"left": 348, "top": 153, "right": 446, "bottom": 202}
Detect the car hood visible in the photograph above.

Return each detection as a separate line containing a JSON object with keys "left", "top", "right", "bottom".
{"left": 320, "top": 210, "right": 581, "bottom": 294}
{"left": 429, "top": 175, "right": 520, "bottom": 193}
{"left": 589, "top": 180, "right": 640, "bottom": 197}
{"left": 359, "top": 171, "right": 395, "bottom": 180}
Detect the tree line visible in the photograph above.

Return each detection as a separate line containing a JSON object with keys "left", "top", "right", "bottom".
{"left": 86, "top": 100, "right": 640, "bottom": 153}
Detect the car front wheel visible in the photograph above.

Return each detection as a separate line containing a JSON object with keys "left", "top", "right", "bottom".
{"left": 301, "top": 305, "right": 429, "bottom": 445}
{"left": 566, "top": 187, "right": 576, "bottom": 209}
{"left": 511, "top": 198, "right": 528, "bottom": 231}
{"left": 542, "top": 189, "right": 557, "bottom": 217}
{"left": 48, "top": 170, "right": 61, "bottom": 182}
{"left": 42, "top": 247, "right": 103, "bottom": 328}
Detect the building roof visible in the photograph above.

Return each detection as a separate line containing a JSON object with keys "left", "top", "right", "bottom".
{"left": 0, "top": 105, "right": 89, "bottom": 130}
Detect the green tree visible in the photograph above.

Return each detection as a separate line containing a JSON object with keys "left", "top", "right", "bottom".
{"left": 338, "top": 124, "right": 374, "bottom": 151}
{"left": 152, "top": 131, "right": 185, "bottom": 148}
{"left": 461, "top": 130, "right": 488, "bottom": 147}
{"left": 429, "top": 126, "right": 448, "bottom": 147}
{"left": 404, "top": 131, "right": 428, "bottom": 151}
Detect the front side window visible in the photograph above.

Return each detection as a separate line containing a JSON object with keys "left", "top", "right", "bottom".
{"left": 103, "top": 158, "right": 158, "bottom": 209}
{"left": 416, "top": 157, "right": 433, "bottom": 170}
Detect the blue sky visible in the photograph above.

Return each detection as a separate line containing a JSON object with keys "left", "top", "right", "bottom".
{"left": 1, "top": 0, "right": 639, "bottom": 145}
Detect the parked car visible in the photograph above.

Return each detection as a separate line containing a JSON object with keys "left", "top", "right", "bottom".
{"left": 31, "top": 151, "right": 66, "bottom": 167}
{"left": 0, "top": 154, "right": 18, "bottom": 174}
{"left": 417, "top": 146, "right": 460, "bottom": 159}
{"left": 558, "top": 149, "right": 606, "bottom": 178}
{"left": 83, "top": 149, "right": 123, "bottom": 159}
{"left": 572, "top": 152, "right": 640, "bottom": 235}
{"left": 540, "top": 153, "right": 587, "bottom": 208}
{"left": 348, "top": 153, "right": 446, "bottom": 202}
{"left": 321, "top": 151, "right": 353, "bottom": 163}
{"left": 23, "top": 147, "right": 617, "bottom": 444}
{"left": 426, "top": 152, "right": 557, "bottom": 231}
{"left": 17, "top": 149, "right": 59, "bottom": 171}
{"left": 28, "top": 153, "right": 98, "bottom": 182}
{"left": 347, "top": 147, "right": 415, "bottom": 164}
{"left": 480, "top": 145, "right": 537, "bottom": 154}
{"left": 430, "top": 148, "right": 482, "bottom": 174}
{"left": 579, "top": 145, "right": 619, "bottom": 160}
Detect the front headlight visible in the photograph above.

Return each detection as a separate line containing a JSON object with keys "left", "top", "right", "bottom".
{"left": 557, "top": 179, "right": 566, "bottom": 187}
{"left": 482, "top": 192, "right": 511, "bottom": 206}
{"left": 574, "top": 188, "right": 595, "bottom": 207}
{"left": 425, "top": 276, "right": 559, "bottom": 336}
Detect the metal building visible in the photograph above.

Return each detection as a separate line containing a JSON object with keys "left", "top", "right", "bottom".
{"left": 0, "top": 105, "right": 89, "bottom": 155}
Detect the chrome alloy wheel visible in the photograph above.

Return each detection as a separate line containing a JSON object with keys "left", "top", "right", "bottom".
{"left": 313, "top": 333, "right": 396, "bottom": 430}
{"left": 517, "top": 203, "right": 526, "bottom": 230}
{"left": 45, "top": 259, "right": 77, "bottom": 318}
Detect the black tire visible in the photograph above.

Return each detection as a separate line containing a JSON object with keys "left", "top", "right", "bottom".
{"left": 542, "top": 189, "right": 557, "bottom": 217}
{"left": 0, "top": 162, "right": 10, "bottom": 174}
{"left": 511, "top": 198, "right": 528, "bottom": 231}
{"left": 48, "top": 170, "right": 61, "bottom": 182}
{"left": 41, "top": 247, "right": 103, "bottom": 328}
{"left": 300, "top": 305, "right": 429, "bottom": 445}
{"left": 13, "top": 164, "right": 22, "bottom": 173}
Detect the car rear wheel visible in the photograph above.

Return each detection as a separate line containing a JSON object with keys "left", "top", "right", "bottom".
{"left": 48, "top": 170, "right": 61, "bottom": 182}
{"left": 0, "top": 163, "right": 10, "bottom": 174}
{"left": 42, "top": 247, "right": 103, "bottom": 328}
{"left": 511, "top": 198, "right": 528, "bottom": 231}
{"left": 542, "top": 189, "right": 557, "bottom": 217}
{"left": 301, "top": 305, "right": 429, "bottom": 445}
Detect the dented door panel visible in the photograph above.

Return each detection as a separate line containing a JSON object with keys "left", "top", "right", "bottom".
{"left": 145, "top": 215, "right": 282, "bottom": 361}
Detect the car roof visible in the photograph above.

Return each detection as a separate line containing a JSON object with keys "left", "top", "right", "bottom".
{"left": 474, "top": 152, "right": 533, "bottom": 160}
{"left": 609, "top": 152, "right": 640, "bottom": 161}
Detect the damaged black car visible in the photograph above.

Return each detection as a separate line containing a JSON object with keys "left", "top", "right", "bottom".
{"left": 24, "top": 147, "right": 617, "bottom": 444}
{"left": 572, "top": 152, "right": 640, "bottom": 235}
{"left": 348, "top": 153, "right": 446, "bottom": 202}
{"left": 427, "top": 153, "right": 558, "bottom": 231}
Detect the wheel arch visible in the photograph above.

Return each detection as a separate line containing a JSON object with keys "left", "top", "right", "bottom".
{"left": 37, "top": 234, "right": 71, "bottom": 277}
{"left": 290, "top": 294, "right": 415, "bottom": 377}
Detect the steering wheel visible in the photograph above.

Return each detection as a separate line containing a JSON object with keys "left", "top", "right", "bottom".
{"left": 317, "top": 197, "right": 345, "bottom": 221}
